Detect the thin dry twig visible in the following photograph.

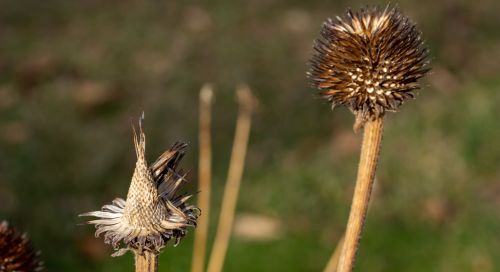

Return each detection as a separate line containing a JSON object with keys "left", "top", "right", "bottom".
{"left": 337, "top": 117, "right": 384, "bottom": 272}
{"left": 135, "top": 252, "right": 158, "bottom": 272}
{"left": 207, "top": 85, "right": 255, "bottom": 272}
{"left": 191, "top": 84, "right": 214, "bottom": 272}
{"left": 323, "top": 234, "right": 345, "bottom": 272}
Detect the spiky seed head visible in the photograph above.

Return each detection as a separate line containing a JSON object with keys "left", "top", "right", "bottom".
{"left": 0, "top": 221, "right": 43, "bottom": 271}
{"left": 80, "top": 115, "right": 200, "bottom": 257}
{"left": 308, "top": 6, "right": 430, "bottom": 123}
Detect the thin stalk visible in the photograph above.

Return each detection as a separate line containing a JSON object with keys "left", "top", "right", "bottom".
{"left": 337, "top": 117, "right": 384, "bottom": 272}
{"left": 323, "top": 234, "right": 345, "bottom": 272}
{"left": 135, "top": 251, "right": 158, "bottom": 272}
{"left": 207, "top": 85, "right": 255, "bottom": 272}
{"left": 191, "top": 84, "right": 214, "bottom": 272}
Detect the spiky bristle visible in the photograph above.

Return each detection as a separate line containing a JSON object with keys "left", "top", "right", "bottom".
{"left": 0, "top": 221, "right": 43, "bottom": 271}
{"left": 308, "top": 6, "right": 430, "bottom": 122}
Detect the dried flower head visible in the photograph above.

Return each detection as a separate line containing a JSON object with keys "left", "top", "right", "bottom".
{"left": 308, "top": 6, "right": 430, "bottom": 122}
{"left": 0, "top": 221, "right": 43, "bottom": 271}
{"left": 80, "top": 115, "right": 200, "bottom": 257}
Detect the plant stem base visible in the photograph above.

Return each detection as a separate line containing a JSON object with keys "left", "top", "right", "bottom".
{"left": 135, "top": 251, "right": 158, "bottom": 272}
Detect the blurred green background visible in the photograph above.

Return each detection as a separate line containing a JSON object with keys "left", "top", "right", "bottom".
{"left": 1, "top": 0, "right": 500, "bottom": 271}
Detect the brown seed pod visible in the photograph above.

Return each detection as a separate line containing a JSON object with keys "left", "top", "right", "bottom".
{"left": 80, "top": 115, "right": 200, "bottom": 257}
{"left": 0, "top": 221, "right": 43, "bottom": 272}
{"left": 308, "top": 6, "right": 430, "bottom": 123}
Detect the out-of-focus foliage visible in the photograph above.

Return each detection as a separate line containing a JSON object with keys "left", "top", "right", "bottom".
{"left": 0, "top": 0, "right": 499, "bottom": 271}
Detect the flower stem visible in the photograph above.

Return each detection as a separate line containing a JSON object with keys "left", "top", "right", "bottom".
{"left": 323, "top": 233, "right": 345, "bottom": 272}
{"left": 337, "top": 117, "right": 384, "bottom": 272}
{"left": 191, "top": 84, "right": 214, "bottom": 272}
{"left": 135, "top": 251, "right": 158, "bottom": 272}
{"left": 207, "top": 85, "right": 255, "bottom": 272}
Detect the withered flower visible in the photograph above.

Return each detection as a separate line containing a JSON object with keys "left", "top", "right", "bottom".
{"left": 308, "top": 7, "right": 431, "bottom": 272}
{"left": 308, "top": 6, "right": 430, "bottom": 123}
{"left": 80, "top": 115, "right": 200, "bottom": 257}
{"left": 0, "top": 221, "right": 43, "bottom": 271}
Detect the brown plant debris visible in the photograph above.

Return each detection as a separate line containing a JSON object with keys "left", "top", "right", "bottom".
{"left": 0, "top": 221, "right": 43, "bottom": 272}
{"left": 80, "top": 114, "right": 200, "bottom": 257}
{"left": 308, "top": 6, "right": 430, "bottom": 123}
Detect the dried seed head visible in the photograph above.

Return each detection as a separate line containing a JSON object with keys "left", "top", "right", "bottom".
{"left": 80, "top": 115, "right": 200, "bottom": 257}
{"left": 308, "top": 6, "right": 430, "bottom": 122}
{"left": 0, "top": 221, "right": 43, "bottom": 271}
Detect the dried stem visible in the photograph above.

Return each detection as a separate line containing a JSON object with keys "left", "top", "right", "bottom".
{"left": 337, "top": 117, "right": 384, "bottom": 272}
{"left": 191, "top": 84, "right": 214, "bottom": 272}
{"left": 323, "top": 234, "right": 345, "bottom": 272}
{"left": 135, "top": 251, "right": 158, "bottom": 272}
{"left": 207, "top": 85, "right": 255, "bottom": 272}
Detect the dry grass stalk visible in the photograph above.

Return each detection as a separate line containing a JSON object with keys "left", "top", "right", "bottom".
{"left": 207, "top": 85, "right": 255, "bottom": 272}
{"left": 323, "top": 234, "right": 345, "bottom": 272}
{"left": 191, "top": 84, "right": 214, "bottom": 272}
{"left": 308, "top": 6, "right": 430, "bottom": 272}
